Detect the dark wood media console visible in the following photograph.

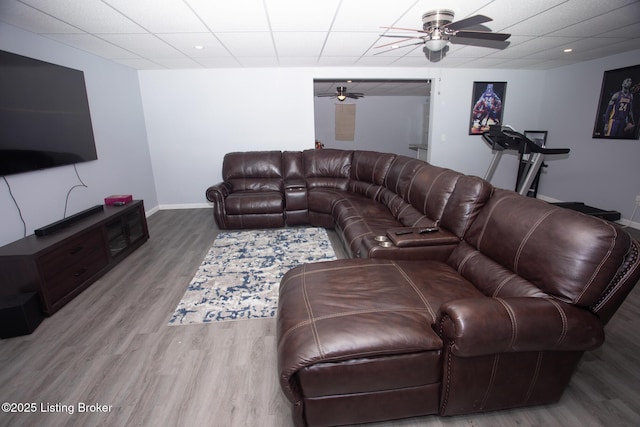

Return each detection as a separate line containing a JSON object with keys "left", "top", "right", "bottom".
{"left": 0, "top": 200, "right": 149, "bottom": 315}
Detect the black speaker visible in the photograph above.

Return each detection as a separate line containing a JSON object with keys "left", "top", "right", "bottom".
{"left": 0, "top": 292, "right": 44, "bottom": 338}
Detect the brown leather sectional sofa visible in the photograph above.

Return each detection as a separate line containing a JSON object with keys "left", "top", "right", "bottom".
{"left": 206, "top": 149, "right": 640, "bottom": 427}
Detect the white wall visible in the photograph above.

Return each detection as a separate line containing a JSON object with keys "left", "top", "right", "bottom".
{"left": 538, "top": 50, "right": 640, "bottom": 220}
{"left": 314, "top": 95, "right": 428, "bottom": 158}
{"left": 138, "top": 68, "right": 315, "bottom": 207}
{"left": 139, "top": 66, "right": 547, "bottom": 210}
{"left": 0, "top": 24, "right": 157, "bottom": 246}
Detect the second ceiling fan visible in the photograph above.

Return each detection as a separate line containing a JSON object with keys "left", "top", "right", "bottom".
{"left": 316, "top": 86, "right": 364, "bottom": 102}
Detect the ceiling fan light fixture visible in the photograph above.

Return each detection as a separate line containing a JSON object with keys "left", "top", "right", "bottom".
{"left": 337, "top": 86, "right": 347, "bottom": 101}
{"left": 425, "top": 38, "right": 448, "bottom": 52}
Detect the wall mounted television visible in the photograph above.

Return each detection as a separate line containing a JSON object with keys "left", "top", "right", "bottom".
{"left": 0, "top": 49, "right": 97, "bottom": 177}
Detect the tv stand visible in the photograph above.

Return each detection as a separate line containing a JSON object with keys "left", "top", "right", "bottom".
{"left": 34, "top": 204, "right": 104, "bottom": 236}
{"left": 0, "top": 200, "right": 149, "bottom": 315}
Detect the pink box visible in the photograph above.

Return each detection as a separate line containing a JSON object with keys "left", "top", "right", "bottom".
{"left": 104, "top": 194, "right": 133, "bottom": 205}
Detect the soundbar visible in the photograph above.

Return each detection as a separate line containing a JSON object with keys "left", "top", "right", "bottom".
{"left": 34, "top": 204, "right": 104, "bottom": 237}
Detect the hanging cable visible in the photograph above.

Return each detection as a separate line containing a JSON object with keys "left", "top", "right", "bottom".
{"left": 2, "top": 176, "right": 27, "bottom": 237}
{"left": 63, "top": 164, "right": 89, "bottom": 218}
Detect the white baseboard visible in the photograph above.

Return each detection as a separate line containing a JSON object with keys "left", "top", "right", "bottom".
{"left": 144, "top": 203, "right": 210, "bottom": 217}
{"left": 158, "top": 203, "right": 211, "bottom": 210}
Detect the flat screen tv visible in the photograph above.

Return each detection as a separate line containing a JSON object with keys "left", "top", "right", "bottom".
{"left": 0, "top": 49, "right": 97, "bottom": 177}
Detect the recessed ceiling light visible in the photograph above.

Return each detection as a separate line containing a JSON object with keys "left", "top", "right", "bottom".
{"left": 194, "top": 45, "right": 204, "bottom": 50}
{"left": 563, "top": 48, "right": 573, "bottom": 53}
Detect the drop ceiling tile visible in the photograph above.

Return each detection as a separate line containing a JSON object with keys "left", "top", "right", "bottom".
{"left": 152, "top": 57, "right": 204, "bottom": 69}
{"left": 316, "top": 56, "right": 360, "bottom": 66}
{"left": 502, "top": 0, "right": 635, "bottom": 36}
{"left": 488, "top": 36, "right": 581, "bottom": 59}
{"left": 112, "top": 58, "right": 164, "bottom": 69}
{"left": 197, "top": 57, "right": 242, "bottom": 68}
{"left": 185, "top": 0, "right": 270, "bottom": 32}
{"left": 42, "top": 33, "right": 140, "bottom": 58}
{"left": 100, "top": 33, "right": 185, "bottom": 58}
{"left": 548, "top": 2, "right": 640, "bottom": 37}
{"left": 215, "top": 32, "right": 276, "bottom": 57}
{"left": 322, "top": 32, "right": 380, "bottom": 56}
{"left": 19, "top": 0, "right": 146, "bottom": 33}
{"left": 598, "top": 22, "right": 640, "bottom": 38}
{"left": 564, "top": 38, "right": 640, "bottom": 61}
{"left": 332, "top": 0, "right": 418, "bottom": 32}
{"left": 157, "top": 33, "right": 231, "bottom": 57}
{"left": 354, "top": 56, "right": 407, "bottom": 66}
{"left": 468, "top": 0, "right": 566, "bottom": 32}
{"left": 235, "top": 56, "right": 280, "bottom": 67}
{"left": 265, "top": 0, "right": 340, "bottom": 31}
{"left": 527, "top": 37, "right": 627, "bottom": 60}
{"left": 103, "top": 0, "right": 209, "bottom": 33}
{"left": 0, "top": 0, "right": 79, "bottom": 33}
{"left": 273, "top": 32, "right": 327, "bottom": 57}
{"left": 278, "top": 57, "right": 321, "bottom": 67}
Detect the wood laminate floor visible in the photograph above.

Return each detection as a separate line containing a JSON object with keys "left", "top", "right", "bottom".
{"left": 0, "top": 208, "right": 638, "bottom": 427}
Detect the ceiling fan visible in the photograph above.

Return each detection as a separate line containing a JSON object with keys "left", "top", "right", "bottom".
{"left": 316, "top": 86, "right": 364, "bottom": 102}
{"left": 377, "top": 9, "right": 511, "bottom": 55}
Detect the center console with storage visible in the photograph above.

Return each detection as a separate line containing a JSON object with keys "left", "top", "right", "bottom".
{"left": 0, "top": 200, "right": 148, "bottom": 316}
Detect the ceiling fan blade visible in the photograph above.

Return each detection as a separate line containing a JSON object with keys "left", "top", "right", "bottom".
{"left": 375, "top": 37, "right": 423, "bottom": 49}
{"left": 381, "top": 26, "right": 427, "bottom": 34}
{"left": 316, "top": 94, "right": 336, "bottom": 97}
{"left": 444, "top": 14, "right": 492, "bottom": 31}
{"left": 373, "top": 40, "right": 425, "bottom": 55}
{"left": 453, "top": 30, "right": 511, "bottom": 41}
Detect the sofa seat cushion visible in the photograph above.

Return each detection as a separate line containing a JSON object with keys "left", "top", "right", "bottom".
{"left": 224, "top": 191, "right": 283, "bottom": 215}
{"left": 277, "top": 258, "right": 486, "bottom": 403}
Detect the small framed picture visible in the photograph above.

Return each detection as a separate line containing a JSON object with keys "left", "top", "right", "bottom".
{"left": 592, "top": 64, "right": 640, "bottom": 139}
{"left": 469, "top": 82, "right": 507, "bottom": 135}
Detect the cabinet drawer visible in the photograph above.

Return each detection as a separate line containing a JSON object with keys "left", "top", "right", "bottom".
{"left": 41, "top": 248, "right": 109, "bottom": 304}
{"left": 39, "top": 228, "right": 105, "bottom": 276}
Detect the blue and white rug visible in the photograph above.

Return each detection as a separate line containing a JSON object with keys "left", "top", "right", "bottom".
{"left": 168, "top": 227, "right": 336, "bottom": 325}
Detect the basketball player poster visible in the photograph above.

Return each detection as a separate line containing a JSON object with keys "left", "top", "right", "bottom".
{"left": 469, "top": 81, "right": 507, "bottom": 135}
{"left": 593, "top": 64, "right": 640, "bottom": 140}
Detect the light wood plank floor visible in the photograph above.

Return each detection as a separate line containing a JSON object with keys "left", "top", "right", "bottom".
{"left": 1, "top": 208, "right": 638, "bottom": 427}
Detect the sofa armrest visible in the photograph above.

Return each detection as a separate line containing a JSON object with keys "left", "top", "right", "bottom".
{"left": 385, "top": 227, "right": 458, "bottom": 248}
{"left": 436, "top": 297, "right": 604, "bottom": 357}
{"left": 206, "top": 181, "right": 232, "bottom": 202}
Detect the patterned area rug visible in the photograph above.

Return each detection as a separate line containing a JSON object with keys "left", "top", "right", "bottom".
{"left": 168, "top": 227, "right": 336, "bottom": 325}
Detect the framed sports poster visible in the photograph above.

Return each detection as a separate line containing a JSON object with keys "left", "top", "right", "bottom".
{"left": 592, "top": 64, "right": 640, "bottom": 139}
{"left": 469, "top": 81, "right": 507, "bottom": 135}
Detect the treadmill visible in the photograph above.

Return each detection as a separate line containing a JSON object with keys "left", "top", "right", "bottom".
{"left": 481, "top": 126, "right": 621, "bottom": 221}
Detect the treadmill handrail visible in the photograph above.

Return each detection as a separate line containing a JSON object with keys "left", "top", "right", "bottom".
{"left": 482, "top": 126, "right": 569, "bottom": 155}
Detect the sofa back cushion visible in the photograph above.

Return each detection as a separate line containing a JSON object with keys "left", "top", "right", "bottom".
{"left": 304, "top": 149, "right": 352, "bottom": 190}
{"left": 348, "top": 151, "right": 396, "bottom": 199}
{"left": 223, "top": 151, "right": 283, "bottom": 192}
{"left": 283, "top": 151, "right": 305, "bottom": 181}
{"left": 453, "top": 188, "right": 632, "bottom": 308}
{"left": 439, "top": 175, "right": 493, "bottom": 238}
